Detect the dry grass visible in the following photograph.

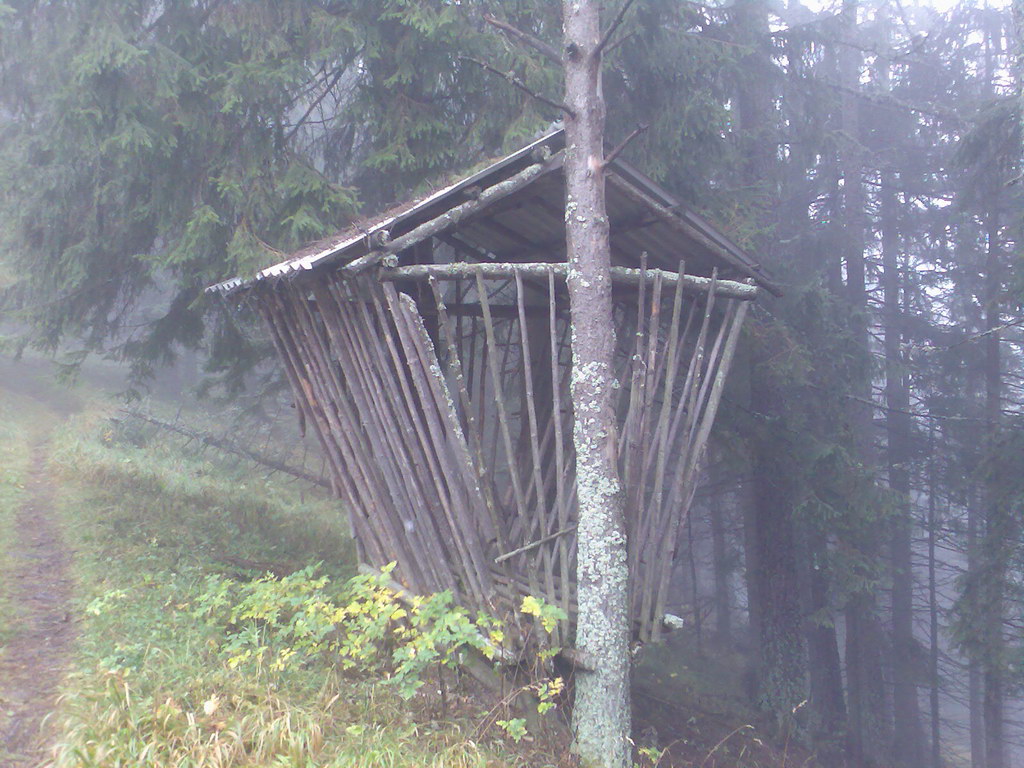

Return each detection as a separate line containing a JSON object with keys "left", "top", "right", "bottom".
{"left": 47, "top": 668, "right": 515, "bottom": 768}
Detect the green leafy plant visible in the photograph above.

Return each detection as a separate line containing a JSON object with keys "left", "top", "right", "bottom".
{"left": 196, "top": 563, "right": 508, "bottom": 699}
{"left": 636, "top": 745, "right": 666, "bottom": 767}
{"left": 496, "top": 718, "right": 528, "bottom": 743}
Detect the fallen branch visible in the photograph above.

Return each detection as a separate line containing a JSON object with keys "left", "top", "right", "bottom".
{"left": 116, "top": 410, "right": 332, "bottom": 490}
{"left": 495, "top": 526, "right": 576, "bottom": 564}
{"left": 213, "top": 554, "right": 298, "bottom": 578}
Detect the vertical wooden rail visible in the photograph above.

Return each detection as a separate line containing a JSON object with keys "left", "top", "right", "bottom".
{"left": 319, "top": 278, "right": 466, "bottom": 593}
{"left": 383, "top": 285, "right": 495, "bottom": 603}
{"left": 258, "top": 301, "right": 377, "bottom": 560}
{"left": 547, "top": 268, "right": 573, "bottom": 630}
{"left": 280, "top": 284, "right": 447, "bottom": 592}
{"left": 651, "top": 296, "right": 749, "bottom": 639}
{"left": 475, "top": 270, "right": 530, "bottom": 545}
{"left": 515, "top": 270, "right": 559, "bottom": 629}
{"left": 428, "top": 277, "right": 507, "bottom": 554}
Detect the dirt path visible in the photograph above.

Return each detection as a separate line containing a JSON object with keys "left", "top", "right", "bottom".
{"left": 0, "top": 435, "right": 75, "bottom": 766}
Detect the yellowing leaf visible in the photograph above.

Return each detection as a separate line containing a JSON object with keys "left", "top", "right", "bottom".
{"left": 521, "top": 595, "right": 542, "bottom": 617}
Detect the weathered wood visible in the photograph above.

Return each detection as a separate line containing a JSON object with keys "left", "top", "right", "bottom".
{"left": 380, "top": 261, "right": 758, "bottom": 300}
{"left": 384, "top": 285, "right": 496, "bottom": 603}
{"left": 279, "top": 286, "right": 442, "bottom": 591}
{"left": 495, "top": 525, "right": 576, "bottom": 564}
{"left": 546, "top": 268, "right": 573, "bottom": 627}
{"left": 638, "top": 262, "right": 691, "bottom": 635}
{"left": 514, "top": 269, "right": 559, "bottom": 633}
{"left": 250, "top": 248, "right": 752, "bottom": 665}
{"left": 313, "top": 279, "right": 457, "bottom": 593}
{"left": 475, "top": 270, "right": 530, "bottom": 528}
{"left": 336, "top": 152, "right": 564, "bottom": 277}
{"left": 259, "top": 297, "right": 391, "bottom": 571}
{"left": 651, "top": 298, "right": 750, "bottom": 639}
{"left": 345, "top": 282, "right": 465, "bottom": 593}
{"left": 428, "top": 276, "right": 506, "bottom": 553}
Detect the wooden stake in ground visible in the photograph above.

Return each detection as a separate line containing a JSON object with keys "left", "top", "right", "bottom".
{"left": 561, "top": 1, "right": 632, "bottom": 765}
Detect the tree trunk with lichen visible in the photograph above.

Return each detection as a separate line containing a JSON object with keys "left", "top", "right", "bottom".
{"left": 561, "top": 2, "right": 632, "bottom": 767}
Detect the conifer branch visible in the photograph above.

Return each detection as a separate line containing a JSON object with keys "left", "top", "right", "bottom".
{"left": 482, "top": 14, "right": 561, "bottom": 65}
{"left": 603, "top": 123, "right": 648, "bottom": 168}
{"left": 283, "top": 66, "right": 347, "bottom": 144}
{"left": 597, "top": 0, "right": 639, "bottom": 56}
{"left": 460, "top": 56, "right": 575, "bottom": 118}
{"left": 605, "top": 31, "right": 637, "bottom": 56}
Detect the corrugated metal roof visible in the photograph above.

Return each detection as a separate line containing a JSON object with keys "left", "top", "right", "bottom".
{"left": 207, "top": 129, "right": 778, "bottom": 297}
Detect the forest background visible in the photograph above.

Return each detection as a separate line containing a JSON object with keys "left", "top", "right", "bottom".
{"left": 0, "top": 1, "right": 1021, "bottom": 767}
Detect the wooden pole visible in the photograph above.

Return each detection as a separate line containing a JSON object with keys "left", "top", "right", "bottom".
{"left": 381, "top": 262, "right": 757, "bottom": 301}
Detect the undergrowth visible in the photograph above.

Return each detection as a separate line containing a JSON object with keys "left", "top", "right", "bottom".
{"left": 42, "top": 413, "right": 550, "bottom": 767}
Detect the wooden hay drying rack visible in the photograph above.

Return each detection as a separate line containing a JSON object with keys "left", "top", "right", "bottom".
{"left": 209, "top": 129, "right": 772, "bottom": 653}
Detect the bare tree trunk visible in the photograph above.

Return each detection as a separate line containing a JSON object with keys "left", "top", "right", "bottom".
{"left": 839, "top": 4, "right": 891, "bottom": 763}
{"left": 882, "top": 172, "right": 924, "bottom": 768}
{"left": 926, "top": 430, "right": 941, "bottom": 768}
{"left": 981, "top": 209, "right": 1004, "bottom": 768}
{"left": 562, "top": 2, "right": 631, "bottom": 766}
{"left": 748, "top": 353, "right": 807, "bottom": 731}
{"left": 799, "top": 524, "right": 847, "bottom": 748}
{"left": 968, "top": 488, "right": 987, "bottom": 768}
{"left": 734, "top": 0, "right": 809, "bottom": 734}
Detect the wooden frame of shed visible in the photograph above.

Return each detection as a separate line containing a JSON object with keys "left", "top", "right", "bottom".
{"left": 209, "top": 129, "right": 776, "bottom": 647}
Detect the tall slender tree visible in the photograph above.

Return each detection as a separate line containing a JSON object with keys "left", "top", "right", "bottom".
{"left": 561, "top": 1, "right": 632, "bottom": 765}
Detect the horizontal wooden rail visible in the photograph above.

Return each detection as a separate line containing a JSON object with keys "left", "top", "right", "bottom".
{"left": 379, "top": 262, "right": 758, "bottom": 301}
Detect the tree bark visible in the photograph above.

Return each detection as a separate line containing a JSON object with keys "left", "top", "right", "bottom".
{"left": 981, "top": 208, "right": 1004, "bottom": 768}
{"left": 882, "top": 172, "right": 924, "bottom": 768}
{"left": 798, "top": 524, "right": 847, "bottom": 748}
{"left": 926, "top": 430, "right": 941, "bottom": 768}
{"left": 561, "top": 2, "right": 632, "bottom": 766}
{"left": 968, "top": 487, "right": 987, "bottom": 768}
{"left": 839, "top": 3, "right": 892, "bottom": 762}
{"left": 748, "top": 353, "right": 807, "bottom": 731}
{"left": 734, "top": 0, "right": 808, "bottom": 734}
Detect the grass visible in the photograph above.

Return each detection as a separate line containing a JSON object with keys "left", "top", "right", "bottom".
{"left": 40, "top": 408, "right": 538, "bottom": 768}
{"left": 0, "top": 356, "right": 800, "bottom": 768}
